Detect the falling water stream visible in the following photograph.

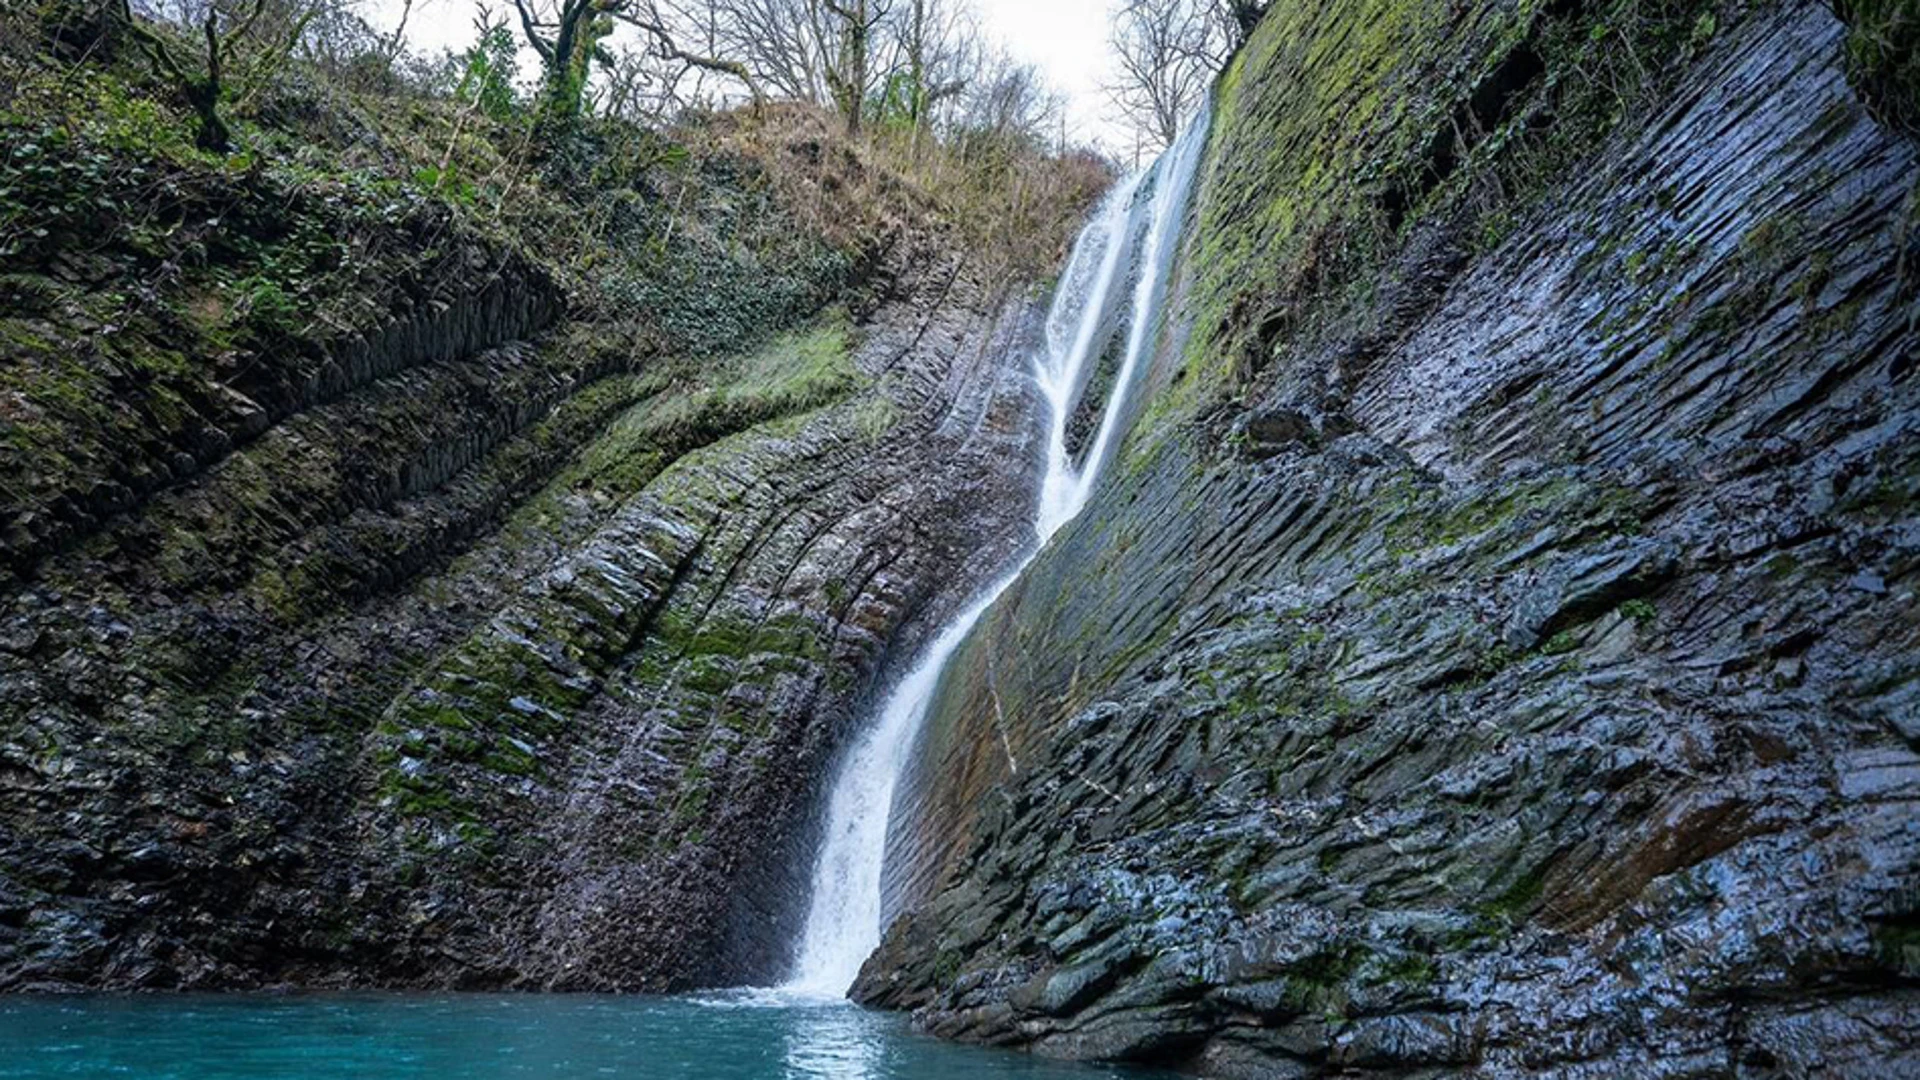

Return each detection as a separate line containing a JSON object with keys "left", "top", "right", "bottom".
{"left": 785, "top": 108, "right": 1213, "bottom": 999}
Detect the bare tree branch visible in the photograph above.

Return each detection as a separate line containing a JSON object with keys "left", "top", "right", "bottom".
{"left": 1106, "top": 0, "right": 1221, "bottom": 151}
{"left": 510, "top": 0, "right": 557, "bottom": 63}
{"left": 621, "top": 5, "right": 765, "bottom": 104}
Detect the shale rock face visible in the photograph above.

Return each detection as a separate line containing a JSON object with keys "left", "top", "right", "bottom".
{"left": 0, "top": 104, "right": 1054, "bottom": 991}
{"left": 858, "top": 0, "right": 1920, "bottom": 1074}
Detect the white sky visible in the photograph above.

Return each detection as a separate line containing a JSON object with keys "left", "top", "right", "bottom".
{"left": 972, "top": 0, "right": 1120, "bottom": 149}
{"left": 363, "top": 0, "right": 1129, "bottom": 150}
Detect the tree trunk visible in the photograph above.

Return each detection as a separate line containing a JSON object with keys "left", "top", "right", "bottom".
{"left": 826, "top": 0, "right": 870, "bottom": 137}
{"left": 186, "top": 78, "right": 230, "bottom": 151}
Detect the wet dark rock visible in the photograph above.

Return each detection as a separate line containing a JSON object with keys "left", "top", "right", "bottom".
{"left": 856, "top": 0, "right": 1920, "bottom": 1075}
{"left": 0, "top": 125, "right": 1052, "bottom": 992}
{"left": 1239, "top": 407, "right": 1317, "bottom": 454}
{"left": 1502, "top": 538, "right": 1680, "bottom": 649}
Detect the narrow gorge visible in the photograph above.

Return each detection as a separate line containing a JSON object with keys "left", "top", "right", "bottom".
{"left": 2, "top": 0, "right": 1917, "bottom": 1075}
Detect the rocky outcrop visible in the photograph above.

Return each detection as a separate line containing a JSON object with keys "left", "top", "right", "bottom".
{"left": 0, "top": 101, "right": 1064, "bottom": 990}
{"left": 0, "top": 179, "right": 561, "bottom": 581}
{"left": 348, "top": 266, "right": 1050, "bottom": 991}
{"left": 857, "top": 0, "right": 1920, "bottom": 1074}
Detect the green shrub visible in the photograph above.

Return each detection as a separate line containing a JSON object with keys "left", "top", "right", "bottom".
{"left": 1835, "top": 0, "right": 1920, "bottom": 136}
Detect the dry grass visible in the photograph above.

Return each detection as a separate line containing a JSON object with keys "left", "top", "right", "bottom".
{"left": 696, "top": 102, "right": 1113, "bottom": 289}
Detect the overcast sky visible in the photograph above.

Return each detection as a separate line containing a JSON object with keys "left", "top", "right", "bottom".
{"left": 972, "top": 0, "right": 1118, "bottom": 147}
{"left": 364, "top": 0, "right": 1128, "bottom": 149}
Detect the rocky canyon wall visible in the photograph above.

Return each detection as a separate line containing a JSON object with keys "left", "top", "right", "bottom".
{"left": 0, "top": 100, "right": 1062, "bottom": 991}
{"left": 857, "top": 0, "right": 1920, "bottom": 1074}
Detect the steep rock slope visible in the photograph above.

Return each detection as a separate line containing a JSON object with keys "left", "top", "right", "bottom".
{"left": 859, "top": 0, "right": 1920, "bottom": 1074}
{"left": 0, "top": 60, "right": 1067, "bottom": 988}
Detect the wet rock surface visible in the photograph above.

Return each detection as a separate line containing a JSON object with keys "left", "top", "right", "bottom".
{"left": 857, "top": 0, "right": 1920, "bottom": 1074}
{"left": 0, "top": 147, "right": 1051, "bottom": 991}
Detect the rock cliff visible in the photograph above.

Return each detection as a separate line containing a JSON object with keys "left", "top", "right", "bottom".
{"left": 0, "top": 57, "right": 1080, "bottom": 988}
{"left": 855, "top": 0, "right": 1920, "bottom": 1074}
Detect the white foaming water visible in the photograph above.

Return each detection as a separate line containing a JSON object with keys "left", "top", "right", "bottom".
{"left": 1043, "top": 109, "right": 1213, "bottom": 537}
{"left": 1032, "top": 170, "right": 1148, "bottom": 542}
{"left": 784, "top": 109, "right": 1212, "bottom": 999}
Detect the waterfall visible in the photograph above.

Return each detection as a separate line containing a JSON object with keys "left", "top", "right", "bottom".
{"left": 1031, "top": 171, "right": 1149, "bottom": 542}
{"left": 783, "top": 109, "right": 1212, "bottom": 999}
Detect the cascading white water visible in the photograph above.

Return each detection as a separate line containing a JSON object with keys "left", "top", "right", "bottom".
{"left": 1031, "top": 171, "right": 1149, "bottom": 542}
{"left": 1044, "top": 113, "right": 1212, "bottom": 536}
{"left": 783, "top": 109, "right": 1212, "bottom": 999}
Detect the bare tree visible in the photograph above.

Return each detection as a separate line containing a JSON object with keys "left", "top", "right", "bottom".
{"left": 891, "top": 0, "right": 978, "bottom": 141}
{"left": 642, "top": 0, "right": 902, "bottom": 134}
{"left": 614, "top": 0, "right": 736, "bottom": 111}
{"left": 817, "top": 0, "right": 889, "bottom": 133}
{"left": 662, "top": 0, "right": 828, "bottom": 103}
{"left": 558, "top": 0, "right": 996, "bottom": 139}
{"left": 593, "top": 41, "right": 662, "bottom": 117}
{"left": 954, "top": 48, "right": 1060, "bottom": 147}
{"left": 118, "top": 0, "right": 312, "bottom": 150}
{"left": 622, "top": 0, "right": 763, "bottom": 106}
{"left": 379, "top": 0, "right": 412, "bottom": 63}
{"left": 1106, "top": 0, "right": 1221, "bottom": 151}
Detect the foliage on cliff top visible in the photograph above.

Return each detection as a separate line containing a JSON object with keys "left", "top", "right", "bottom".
{"left": 0, "top": 0, "right": 1103, "bottom": 577}
{"left": 1835, "top": 0, "right": 1920, "bottom": 137}
{"left": 0, "top": 14, "right": 870, "bottom": 344}
{"left": 0, "top": 1, "right": 1106, "bottom": 317}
